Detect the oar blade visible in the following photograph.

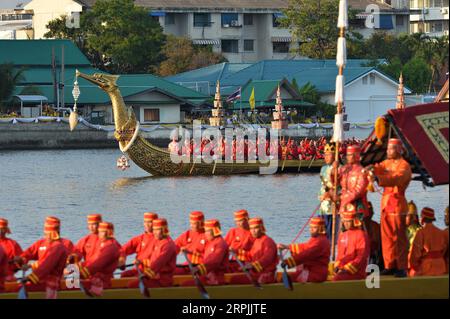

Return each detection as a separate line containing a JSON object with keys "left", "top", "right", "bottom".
{"left": 195, "top": 277, "right": 210, "bottom": 300}
{"left": 282, "top": 268, "right": 294, "bottom": 291}
{"left": 79, "top": 281, "right": 94, "bottom": 298}
{"left": 18, "top": 285, "right": 28, "bottom": 299}
{"left": 139, "top": 276, "right": 150, "bottom": 298}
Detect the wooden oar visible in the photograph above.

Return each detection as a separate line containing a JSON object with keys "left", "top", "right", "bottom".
{"left": 307, "top": 154, "right": 316, "bottom": 169}
{"left": 297, "top": 156, "right": 303, "bottom": 172}
{"left": 135, "top": 260, "right": 150, "bottom": 298}
{"left": 17, "top": 269, "right": 28, "bottom": 299}
{"left": 182, "top": 251, "right": 209, "bottom": 299}
{"left": 279, "top": 249, "right": 294, "bottom": 291}
{"left": 212, "top": 157, "right": 217, "bottom": 175}
{"left": 78, "top": 277, "right": 94, "bottom": 298}
{"left": 229, "top": 250, "right": 262, "bottom": 289}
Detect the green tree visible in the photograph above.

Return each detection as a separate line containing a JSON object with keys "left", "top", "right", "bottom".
{"left": 402, "top": 56, "right": 432, "bottom": 94}
{"left": 298, "top": 82, "right": 320, "bottom": 104}
{"left": 0, "top": 63, "right": 25, "bottom": 111}
{"left": 281, "top": 0, "right": 360, "bottom": 59}
{"left": 44, "top": 0, "right": 166, "bottom": 74}
{"left": 158, "top": 35, "right": 226, "bottom": 76}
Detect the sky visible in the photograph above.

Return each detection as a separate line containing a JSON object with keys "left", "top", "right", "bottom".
{"left": 0, "top": 0, "right": 31, "bottom": 10}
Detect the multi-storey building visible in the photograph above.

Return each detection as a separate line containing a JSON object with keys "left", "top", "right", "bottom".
{"left": 410, "top": 0, "right": 449, "bottom": 36}
{"left": 0, "top": 1, "right": 33, "bottom": 39}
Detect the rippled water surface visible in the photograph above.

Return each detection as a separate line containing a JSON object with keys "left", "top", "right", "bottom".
{"left": 0, "top": 149, "right": 448, "bottom": 248}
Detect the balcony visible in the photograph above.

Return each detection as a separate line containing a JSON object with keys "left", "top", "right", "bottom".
{"left": 410, "top": 7, "right": 449, "bottom": 21}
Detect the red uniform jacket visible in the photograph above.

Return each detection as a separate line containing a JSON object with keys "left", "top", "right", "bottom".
{"left": 225, "top": 227, "right": 254, "bottom": 261}
{"left": 120, "top": 233, "right": 154, "bottom": 262}
{"left": 288, "top": 235, "right": 330, "bottom": 282}
{"left": 198, "top": 236, "right": 229, "bottom": 285}
{"left": 61, "top": 238, "right": 75, "bottom": 255}
{"left": 0, "top": 245, "right": 7, "bottom": 291}
{"left": 0, "top": 237, "right": 22, "bottom": 278}
{"left": 335, "top": 229, "right": 370, "bottom": 280}
{"left": 338, "top": 164, "right": 369, "bottom": 216}
{"left": 141, "top": 237, "right": 177, "bottom": 286}
{"left": 175, "top": 230, "right": 206, "bottom": 264}
{"left": 73, "top": 234, "right": 99, "bottom": 263}
{"left": 22, "top": 239, "right": 68, "bottom": 288}
{"left": 80, "top": 238, "right": 121, "bottom": 288}
{"left": 246, "top": 235, "right": 278, "bottom": 283}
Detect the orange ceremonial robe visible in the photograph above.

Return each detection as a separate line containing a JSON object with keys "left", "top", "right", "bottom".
{"left": 0, "top": 246, "right": 7, "bottom": 292}
{"left": 119, "top": 232, "right": 154, "bottom": 277}
{"left": 0, "top": 237, "right": 22, "bottom": 280}
{"left": 73, "top": 233, "right": 99, "bottom": 264}
{"left": 225, "top": 227, "right": 254, "bottom": 272}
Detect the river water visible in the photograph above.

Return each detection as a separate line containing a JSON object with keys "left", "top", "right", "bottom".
{"left": 0, "top": 149, "right": 448, "bottom": 249}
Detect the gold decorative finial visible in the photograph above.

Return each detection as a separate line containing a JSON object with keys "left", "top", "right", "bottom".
{"left": 210, "top": 81, "right": 225, "bottom": 126}
{"left": 396, "top": 72, "right": 405, "bottom": 109}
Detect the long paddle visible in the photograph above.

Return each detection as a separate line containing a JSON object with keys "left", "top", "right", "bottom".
{"left": 229, "top": 250, "right": 262, "bottom": 289}
{"left": 18, "top": 269, "right": 28, "bottom": 299}
{"left": 279, "top": 249, "right": 294, "bottom": 291}
{"left": 182, "top": 250, "right": 210, "bottom": 299}
{"left": 135, "top": 260, "right": 150, "bottom": 298}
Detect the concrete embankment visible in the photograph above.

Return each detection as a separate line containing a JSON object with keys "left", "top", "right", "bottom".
{"left": 0, "top": 122, "right": 171, "bottom": 150}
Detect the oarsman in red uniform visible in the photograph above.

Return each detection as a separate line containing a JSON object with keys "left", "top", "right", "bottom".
{"left": 175, "top": 211, "right": 206, "bottom": 274}
{"left": 279, "top": 217, "right": 330, "bottom": 283}
{"left": 17, "top": 220, "right": 68, "bottom": 298}
{"left": 118, "top": 212, "right": 158, "bottom": 277}
{"left": 371, "top": 138, "right": 412, "bottom": 277}
{"left": 45, "top": 216, "right": 75, "bottom": 254}
{"left": 77, "top": 222, "right": 121, "bottom": 296}
{"left": 128, "top": 218, "right": 177, "bottom": 288}
{"left": 69, "top": 214, "right": 102, "bottom": 265}
{"left": 182, "top": 219, "right": 229, "bottom": 286}
{"left": 444, "top": 206, "right": 449, "bottom": 273}
{"left": 0, "top": 245, "right": 7, "bottom": 292}
{"left": 408, "top": 208, "right": 448, "bottom": 277}
{"left": 225, "top": 209, "right": 254, "bottom": 273}
{"left": 365, "top": 202, "right": 383, "bottom": 269}
{"left": 333, "top": 209, "right": 370, "bottom": 281}
{"left": 0, "top": 218, "right": 22, "bottom": 281}
{"left": 229, "top": 218, "right": 278, "bottom": 285}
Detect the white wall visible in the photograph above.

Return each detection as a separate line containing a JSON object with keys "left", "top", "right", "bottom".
{"left": 139, "top": 104, "right": 180, "bottom": 124}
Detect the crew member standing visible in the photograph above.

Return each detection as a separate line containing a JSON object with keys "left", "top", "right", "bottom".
{"left": 333, "top": 208, "right": 370, "bottom": 281}
{"left": 118, "top": 212, "right": 158, "bottom": 277}
{"left": 279, "top": 217, "right": 330, "bottom": 283}
{"left": 408, "top": 208, "right": 448, "bottom": 277}
{"left": 69, "top": 214, "right": 102, "bottom": 264}
{"left": 371, "top": 138, "right": 412, "bottom": 277}
{"left": 229, "top": 218, "right": 278, "bottom": 285}
{"left": 128, "top": 218, "right": 177, "bottom": 288}
{"left": 175, "top": 211, "right": 206, "bottom": 274}
{"left": 225, "top": 209, "right": 254, "bottom": 273}
{"left": 77, "top": 222, "right": 121, "bottom": 296}
{"left": 0, "top": 218, "right": 22, "bottom": 281}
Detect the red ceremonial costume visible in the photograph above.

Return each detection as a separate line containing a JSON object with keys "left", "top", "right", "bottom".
{"left": 71, "top": 214, "right": 102, "bottom": 264}
{"left": 182, "top": 220, "right": 229, "bottom": 286}
{"left": 0, "top": 245, "right": 7, "bottom": 292}
{"left": 45, "top": 216, "right": 75, "bottom": 254}
{"left": 120, "top": 212, "right": 158, "bottom": 278}
{"left": 334, "top": 212, "right": 370, "bottom": 281}
{"left": 337, "top": 146, "right": 369, "bottom": 217}
{"left": 0, "top": 218, "right": 23, "bottom": 281}
{"left": 284, "top": 218, "right": 330, "bottom": 283}
{"left": 128, "top": 219, "right": 177, "bottom": 288}
{"left": 229, "top": 218, "right": 278, "bottom": 285}
{"left": 373, "top": 139, "right": 412, "bottom": 271}
{"left": 225, "top": 210, "right": 254, "bottom": 272}
{"left": 174, "top": 211, "right": 206, "bottom": 274}
{"left": 20, "top": 222, "right": 68, "bottom": 295}
{"left": 78, "top": 222, "right": 121, "bottom": 295}
{"left": 408, "top": 208, "right": 448, "bottom": 276}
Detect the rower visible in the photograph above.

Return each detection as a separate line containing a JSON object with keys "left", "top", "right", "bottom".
{"left": 128, "top": 218, "right": 177, "bottom": 288}
{"left": 225, "top": 209, "right": 254, "bottom": 273}
{"left": 408, "top": 207, "right": 448, "bottom": 277}
{"left": 16, "top": 218, "right": 69, "bottom": 298}
{"left": 77, "top": 222, "right": 121, "bottom": 296}
{"left": 69, "top": 214, "right": 102, "bottom": 264}
{"left": 0, "top": 218, "right": 23, "bottom": 281}
{"left": 174, "top": 211, "right": 206, "bottom": 275}
{"left": 168, "top": 135, "right": 181, "bottom": 155}
{"left": 279, "top": 217, "right": 330, "bottom": 283}
{"left": 229, "top": 217, "right": 278, "bottom": 285}
{"left": 118, "top": 212, "right": 158, "bottom": 277}
{"left": 333, "top": 206, "right": 370, "bottom": 281}
{"left": 406, "top": 201, "right": 421, "bottom": 249}
{"left": 181, "top": 219, "right": 229, "bottom": 286}
{"left": 44, "top": 216, "right": 75, "bottom": 254}
{"left": 0, "top": 245, "right": 7, "bottom": 293}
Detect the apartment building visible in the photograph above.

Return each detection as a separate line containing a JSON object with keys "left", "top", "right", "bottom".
{"left": 410, "top": 0, "right": 449, "bottom": 36}
{"left": 0, "top": 1, "right": 33, "bottom": 39}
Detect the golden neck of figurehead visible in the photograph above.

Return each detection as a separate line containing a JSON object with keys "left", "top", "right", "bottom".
{"left": 75, "top": 70, "right": 138, "bottom": 150}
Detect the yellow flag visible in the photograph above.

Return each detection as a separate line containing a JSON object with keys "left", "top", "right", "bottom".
{"left": 249, "top": 87, "right": 255, "bottom": 111}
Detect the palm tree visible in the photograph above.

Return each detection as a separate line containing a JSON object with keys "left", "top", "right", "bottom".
{"left": 0, "top": 63, "right": 25, "bottom": 111}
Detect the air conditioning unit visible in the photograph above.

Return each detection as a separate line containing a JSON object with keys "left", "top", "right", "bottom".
{"left": 230, "top": 20, "right": 239, "bottom": 27}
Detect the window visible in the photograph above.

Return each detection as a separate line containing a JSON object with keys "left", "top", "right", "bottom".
{"left": 370, "top": 73, "right": 376, "bottom": 85}
{"left": 221, "top": 39, "right": 239, "bottom": 53}
{"left": 362, "top": 76, "right": 368, "bottom": 85}
{"left": 165, "top": 13, "right": 175, "bottom": 25}
{"left": 273, "top": 42, "right": 289, "bottom": 53}
{"left": 244, "top": 39, "right": 254, "bottom": 52}
{"left": 144, "top": 109, "right": 160, "bottom": 122}
{"left": 244, "top": 14, "right": 253, "bottom": 26}
{"left": 221, "top": 13, "right": 239, "bottom": 27}
{"left": 272, "top": 13, "right": 285, "bottom": 28}
{"left": 432, "top": 21, "right": 443, "bottom": 32}
{"left": 194, "top": 13, "right": 211, "bottom": 27}
{"left": 396, "top": 15, "right": 404, "bottom": 26}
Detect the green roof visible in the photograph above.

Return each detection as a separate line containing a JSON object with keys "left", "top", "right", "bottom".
{"left": 0, "top": 40, "right": 91, "bottom": 66}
